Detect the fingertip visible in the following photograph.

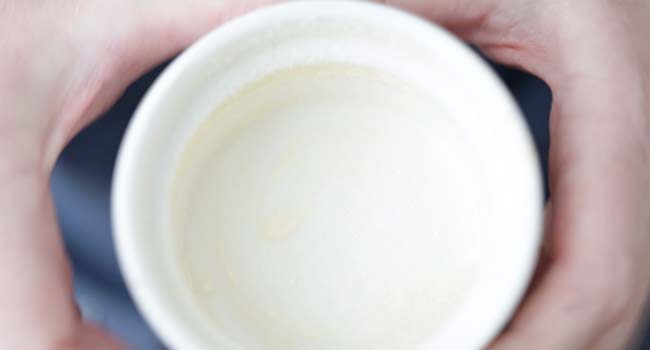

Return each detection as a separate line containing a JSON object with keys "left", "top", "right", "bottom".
{"left": 77, "top": 324, "right": 128, "bottom": 350}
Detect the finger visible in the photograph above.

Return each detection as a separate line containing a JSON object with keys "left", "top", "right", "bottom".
{"left": 0, "top": 174, "right": 123, "bottom": 349}
{"left": 492, "top": 75, "right": 650, "bottom": 349}
{"left": 76, "top": 324, "right": 124, "bottom": 350}
{"left": 382, "top": 0, "right": 495, "bottom": 32}
{"left": 114, "top": 0, "right": 276, "bottom": 77}
{"left": 383, "top": 0, "right": 516, "bottom": 57}
{"left": 383, "top": 0, "right": 578, "bottom": 79}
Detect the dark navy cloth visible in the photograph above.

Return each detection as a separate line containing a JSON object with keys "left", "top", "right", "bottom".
{"left": 50, "top": 60, "right": 641, "bottom": 349}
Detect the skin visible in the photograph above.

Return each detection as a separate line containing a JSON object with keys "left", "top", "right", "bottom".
{"left": 1, "top": 0, "right": 648, "bottom": 349}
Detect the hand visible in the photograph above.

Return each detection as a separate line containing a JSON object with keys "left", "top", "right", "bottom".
{"left": 385, "top": 0, "right": 650, "bottom": 348}
{"left": 0, "top": 1, "right": 272, "bottom": 348}
{"left": 2, "top": 0, "right": 649, "bottom": 349}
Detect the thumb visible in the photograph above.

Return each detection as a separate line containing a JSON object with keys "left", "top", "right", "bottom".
{"left": 64, "top": 0, "right": 275, "bottom": 141}
{"left": 115, "top": 0, "right": 275, "bottom": 77}
{"left": 384, "top": 0, "right": 494, "bottom": 30}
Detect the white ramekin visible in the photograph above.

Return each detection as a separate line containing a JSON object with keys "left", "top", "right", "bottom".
{"left": 112, "top": 2, "right": 543, "bottom": 349}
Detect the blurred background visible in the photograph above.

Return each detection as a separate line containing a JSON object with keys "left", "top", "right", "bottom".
{"left": 50, "top": 59, "right": 647, "bottom": 349}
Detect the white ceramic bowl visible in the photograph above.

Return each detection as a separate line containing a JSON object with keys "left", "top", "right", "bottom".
{"left": 112, "top": 1, "right": 543, "bottom": 349}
